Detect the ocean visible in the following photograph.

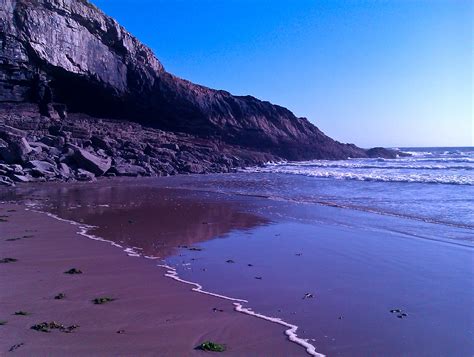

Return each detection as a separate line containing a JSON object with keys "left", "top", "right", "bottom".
{"left": 174, "top": 146, "right": 473, "bottom": 244}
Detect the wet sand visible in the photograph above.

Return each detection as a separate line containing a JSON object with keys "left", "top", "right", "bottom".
{"left": 0, "top": 203, "right": 302, "bottom": 356}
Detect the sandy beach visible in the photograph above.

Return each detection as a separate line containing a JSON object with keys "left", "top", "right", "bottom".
{"left": 0, "top": 202, "right": 303, "bottom": 356}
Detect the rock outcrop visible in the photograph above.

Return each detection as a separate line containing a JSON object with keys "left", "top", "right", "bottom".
{"left": 0, "top": 103, "right": 281, "bottom": 186}
{"left": 0, "top": 0, "right": 402, "bottom": 185}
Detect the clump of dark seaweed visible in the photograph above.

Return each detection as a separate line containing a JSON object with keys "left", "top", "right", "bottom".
{"left": 64, "top": 268, "right": 82, "bottom": 274}
{"left": 197, "top": 341, "right": 226, "bottom": 352}
{"left": 0, "top": 258, "right": 18, "bottom": 263}
{"left": 188, "top": 247, "right": 203, "bottom": 251}
{"left": 31, "top": 321, "right": 79, "bottom": 333}
{"left": 9, "top": 343, "right": 24, "bottom": 352}
{"left": 92, "top": 297, "right": 115, "bottom": 305}
{"left": 54, "top": 293, "right": 66, "bottom": 300}
{"left": 14, "top": 311, "right": 30, "bottom": 316}
{"left": 0, "top": 320, "right": 7, "bottom": 326}
{"left": 390, "top": 308, "right": 408, "bottom": 319}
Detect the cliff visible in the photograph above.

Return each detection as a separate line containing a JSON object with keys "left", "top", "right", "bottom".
{"left": 0, "top": 0, "right": 399, "bottom": 185}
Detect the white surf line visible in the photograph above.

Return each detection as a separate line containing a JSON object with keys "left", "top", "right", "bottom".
{"left": 23, "top": 204, "right": 324, "bottom": 357}
{"left": 157, "top": 264, "right": 248, "bottom": 303}
{"left": 158, "top": 264, "right": 324, "bottom": 357}
{"left": 233, "top": 303, "right": 323, "bottom": 357}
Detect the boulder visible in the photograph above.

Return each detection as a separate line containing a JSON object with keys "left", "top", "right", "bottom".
{"left": 58, "top": 162, "right": 72, "bottom": 178}
{"left": 75, "top": 169, "right": 96, "bottom": 182}
{"left": 70, "top": 145, "right": 111, "bottom": 176}
{"left": 11, "top": 174, "right": 31, "bottom": 183}
{"left": 0, "top": 136, "right": 32, "bottom": 164}
{"left": 110, "top": 163, "right": 147, "bottom": 177}
{"left": 25, "top": 160, "right": 58, "bottom": 178}
{"left": 0, "top": 176, "right": 15, "bottom": 187}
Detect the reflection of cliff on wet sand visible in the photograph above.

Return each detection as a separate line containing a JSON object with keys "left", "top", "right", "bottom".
{"left": 10, "top": 181, "right": 268, "bottom": 257}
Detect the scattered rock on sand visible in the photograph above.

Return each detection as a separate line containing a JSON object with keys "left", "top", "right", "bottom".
{"left": 54, "top": 293, "right": 66, "bottom": 300}
{"left": 226, "top": 259, "right": 235, "bottom": 263}
{"left": 303, "top": 293, "right": 314, "bottom": 299}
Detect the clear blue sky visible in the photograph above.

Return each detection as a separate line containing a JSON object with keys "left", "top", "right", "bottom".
{"left": 93, "top": 0, "right": 472, "bottom": 148}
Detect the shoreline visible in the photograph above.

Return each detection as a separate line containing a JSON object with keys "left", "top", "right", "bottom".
{"left": 0, "top": 202, "right": 306, "bottom": 356}
{"left": 33, "top": 203, "right": 322, "bottom": 356}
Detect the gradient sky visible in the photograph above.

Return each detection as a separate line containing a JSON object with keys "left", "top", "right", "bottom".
{"left": 93, "top": 0, "right": 472, "bottom": 148}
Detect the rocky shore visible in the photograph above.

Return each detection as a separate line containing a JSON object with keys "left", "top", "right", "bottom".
{"left": 0, "top": 104, "right": 280, "bottom": 186}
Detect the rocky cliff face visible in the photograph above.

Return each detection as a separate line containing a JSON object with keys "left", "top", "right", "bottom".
{"left": 0, "top": 0, "right": 400, "bottom": 186}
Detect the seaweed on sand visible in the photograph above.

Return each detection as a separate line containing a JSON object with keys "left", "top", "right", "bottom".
{"left": 92, "top": 297, "right": 115, "bottom": 305}
{"left": 197, "top": 341, "right": 226, "bottom": 352}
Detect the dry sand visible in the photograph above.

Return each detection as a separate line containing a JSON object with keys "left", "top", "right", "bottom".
{"left": 0, "top": 203, "right": 303, "bottom": 356}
